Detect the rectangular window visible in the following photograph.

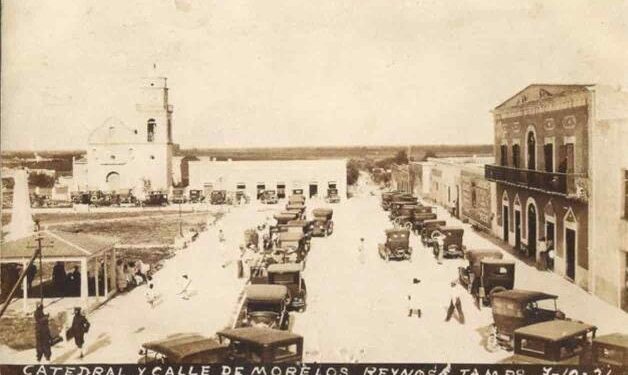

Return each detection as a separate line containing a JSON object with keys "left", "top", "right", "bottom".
{"left": 500, "top": 144, "right": 508, "bottom": 166}
{"left": 512, "top": 144, "right": 521, "bottom": 169}
{"left": 544, "top": 143, "right": 554, "bottom": 172}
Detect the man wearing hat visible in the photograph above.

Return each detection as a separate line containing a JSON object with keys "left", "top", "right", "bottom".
{"left": 407, "top": 278, "right": 422, "bottom": 318}
{"left": 34, "top": 304, "right": 52, "bottom": 362}
{"left": 69, "top": 307, "right": 90, "bottom": 359}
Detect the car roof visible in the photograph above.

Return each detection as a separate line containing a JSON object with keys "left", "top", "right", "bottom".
{"left": 217, "top": 327, "right": 302, "bottom": 346}
{"left": 467, "top": 249, "right": 504, "bottom": 263}
{"left": 594, "top": 333, "right": 628, "bottom": 348}
{"left": 286, "top": 203, "right": 305, "bottom": 208}
{"left": 274, "top": 213, "right": 297, "bottom": 220}
{"left": 385, "top": 228, "right": 409, "bottom": 235}
{"left": 142, "top": 334, "right": 225, "bottom": 361}
{"left": 245, "top": 284, "right": 289, "bottom": 301}
{"left": 285, "top": 220, "right": 308, "bottom": 227}
{"left": 515, "top": 320, "right": 596, "bottom": 342}
{"left": 492, "top": 289, "right": 557, "bottom": 302}
{"left": 312, "top": 208, "right": 333, "bottom": 216}
{"left": 278, "top": 232, "right": 304, "bottom": 241}
{"left": 268, "top": 263, "right": 302, "bottom": 273}
{"left": 439, "top": 226, "right": 464, "bottom": 232}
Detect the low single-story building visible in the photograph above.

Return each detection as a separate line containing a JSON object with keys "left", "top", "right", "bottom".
{"left": 187, "top": 159, "right": 347, "bottom": 200}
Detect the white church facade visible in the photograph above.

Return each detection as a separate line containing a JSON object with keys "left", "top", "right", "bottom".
{"left": 72, "top": 77, "right": 174, "bottom": 194}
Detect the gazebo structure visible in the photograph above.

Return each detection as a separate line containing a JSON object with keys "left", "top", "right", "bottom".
{"left": 0, "top": 229, "right": 118, "bottom": 312}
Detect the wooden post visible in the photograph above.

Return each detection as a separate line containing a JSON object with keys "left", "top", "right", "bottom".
{"left": 80, "top": 258, "right": 88, "bottom": 309}
{"left": 22, "top": 261, "right": 28, "bottom": 312}
{"left": 103, "top": 252, "right": 109, "bottom": 299}
{"left": 94, "top": 260, "right": 100, "bottom": 302}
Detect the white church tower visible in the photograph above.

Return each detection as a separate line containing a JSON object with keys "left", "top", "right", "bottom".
{"left": 75, "top": 76, "right": 175, "bottom": 193}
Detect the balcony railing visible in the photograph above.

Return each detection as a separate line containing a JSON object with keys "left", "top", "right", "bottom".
{"left": 485, "top": 164, "right": 588, "bottom": 200}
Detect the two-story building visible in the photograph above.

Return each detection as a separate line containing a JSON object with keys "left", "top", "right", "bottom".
{"left": 486, "top": 84, "right": 628, "bottom": 305}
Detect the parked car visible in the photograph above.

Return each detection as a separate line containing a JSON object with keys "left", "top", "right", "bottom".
{"left": 589, "top": 333, "right": 628, "bottom": 367}
{"left": 430, "top": 227, "right": 465, "bottom": 258}
{"left": 282, "top": 220, "right": 313, "bottom": 251}
{"left": 325, "top": 188, "right": 341, "bottom": 203}
{"left": 267, "top": 263, "right": 307, "bottom": 312}
{"left": 210, "top": 190, "right": 227, "bottom": 205}
{"left": 189, "top": 189, "right": 204, "bottom": 203}
{"left": 378, "top": 228, "right": 412, "bottom": 261}
{"left": 389, "top": 199, "right": 419, "bottom": 218}
{"left": 216, "top": 327, "right": 303, "bottom": 363}
{"left": 420, "top": 220, "right": 447, "bottom": 246}
{"left": 143, "top": 192, "right": 168, "bottom": 207}
{"left": 261, "top": 190, "right": 278, "bottom": 204}
{"left": 285, "top": 203, "right": 306, "bottom": 219}
{"left": 236, "top": 285, "right": 290, "bottom": 330}
{"left": 139, "top": 328, "right": 304, "bottom": 364}
{"left": 244, "top": 229, "right": 260, "bottom": 250}
{"left": 501, "top": 320, "right": 597, "bottom": 364}
{"left": 276, "top": 232, "right": 308, "bottom": 262}
{"left": 311, "top": 208, "right": 334, "bottom": 237}
{"left": 288, "top": 193, "right": 305, "bottom": 205}
{"left": 458, "top": 249, "right": 515, "bottom": 306}
{"left": 491, "top": 289, "right": 566, "bottom": 349}
{"left": 380, "top": 191, "right": 409, "bottom": 211}
{"left": 139, "top": 334, "right": 227, "bottom": 364}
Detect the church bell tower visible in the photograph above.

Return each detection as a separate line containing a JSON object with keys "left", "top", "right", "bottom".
{"left": 136, "top": 77, "right": 173, "bottom": 144}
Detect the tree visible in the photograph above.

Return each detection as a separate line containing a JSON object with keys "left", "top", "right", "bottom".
{"left": 346, "top": 160, "right": 360, "bottom": 186}
{"left": 422, "top": 150, "right": 437, "bottom": 161}
{"left": 27, "top": 172, "right": 55, "bottom": 188}
{"left": 393, "top": 150, "right": 408, "bottom": 165}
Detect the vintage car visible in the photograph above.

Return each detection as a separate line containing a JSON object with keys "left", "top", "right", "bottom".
{"left": 501, "top": 320, "right": 597, "bottom": 364}
{"left": 141, "top": 191, "right": 168, "bottom": 207}
{"left": 288, "top": 193, "right": 306, "bottom": 205}
{"left": 276, "top": 232, "right": 308, "bottom": 261}
{"left": 589, "top": 333, "right": 628, "bottom": 367}
{"left": 420, "top": 220, "right": 447, "bottom": 246}
{"left": 189, "top": 189, "right": 204, "bottom": 203}
{"left": 311, "top": 208, "right": 334, "bottom": 237}
{"left": 393, "top": 207, "right": 437, "bottom": 233}
{"left": 217, "top": 327, "right": 303, "bottom": 363}
{"left": 389, "top": 199, "right": 419, "bottom": 218}
{"left": 378, "top": 228, "right": 412, "bottom": 261}
{"left": 380, "top": 191, "right": 408, "bottom": 211}
{"left": 72, "top": 192, "right": 91, "bottom": 205}
{"left": 285, "top": 203, "right": 306, "bottom": 218}
{"left": 325, "top": 188, "right": 341, "bottom": 203}
{"left": 138, "top": 334, "right": 227, "bottom": 364}
{"left": 236, "top": 285, "right": 290, "bottom": 330}
{"left": 261, "top": 190, "right": 278, "bottom": 204}
{"left": 267, "top": 263, "right": 307, "bottom": 312}
{"left": 282, "top": 220, "right": 312, "bottom": 250}
{"left": 210, "top": 190, "right": 227, "bottom": 205}
{"left": 491, "top": 289, "right": 566, "bottom": 349}
{"left": 270, "top": 213, "right": 299, "bottom": 237}
{"left": 458, "top": 249, "right": 515, "bottom": 305}
{"left": 431, "top": 227, "right": 465, "bottom": 258}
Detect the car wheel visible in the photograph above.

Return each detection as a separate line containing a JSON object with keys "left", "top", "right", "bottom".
{"left": 404, "top": 222, "right": 413, "bottom": 231}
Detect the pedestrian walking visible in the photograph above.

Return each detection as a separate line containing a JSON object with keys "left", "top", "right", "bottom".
{"left": 35, "top": 309, "right": 52, "bottom": 363}
{"left": 358, "top": 238, "right": 365, "bottom": 265}
{"left": 177, "top": 274, "right": 192, "bottom": 300}
{"left": 445, "top": 280, "right": 465, "bottom": 324}
{"left": 144, "top": 283, "right": 158, "bottom": 308}
{"left": 68, "top": 307, "right": 90, "bottom": 359}
{"left": 433, "top": 231, "right": 445, "bottom": 264}
{"left": 407, "top": 278, "right": 422, "bottom": 318}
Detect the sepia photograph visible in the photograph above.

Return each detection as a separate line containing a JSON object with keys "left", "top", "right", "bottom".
{"left": 1, "top": 0, "right": 628, "bottom": 369}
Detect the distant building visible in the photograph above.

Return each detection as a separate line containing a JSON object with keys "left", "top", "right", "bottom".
{"left": 486, "top": 84, "right": 628, "bottom": 310}
{"left": 390, "top": 164, "right": 411, "bottom": 193}
{"left": 72, "top": 77, "right": 174, "bottom": 193}
{"left": 188, "top": 159, "right": 347, "bottom": 200}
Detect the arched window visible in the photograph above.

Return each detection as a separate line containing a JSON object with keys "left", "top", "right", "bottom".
{"left": 527, "top": 130, "right": 536, "bottom": 170}
{"left": 147, "top": 119, "right": 156, "bottom": 142}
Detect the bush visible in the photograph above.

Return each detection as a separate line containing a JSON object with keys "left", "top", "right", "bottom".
{"left": 28, "top": 172, "right": 56, "bottom": 188}
{"left": 347, "top": 160, "right": 360, "bottom": 186}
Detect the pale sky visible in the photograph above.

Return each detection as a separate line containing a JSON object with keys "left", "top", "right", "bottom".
{"left": 1, "top": 0, "right": 627, "bottom": 151}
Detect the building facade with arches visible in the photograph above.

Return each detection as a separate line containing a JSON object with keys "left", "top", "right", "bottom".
{"left": 486, "top": 83, "right": 628, "bottom": 311}
{"left": 72, "top": 77, "right": 174, "bottom": 194}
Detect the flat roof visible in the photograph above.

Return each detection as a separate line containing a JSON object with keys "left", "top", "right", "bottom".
{"left": 245, "top": 284, "right": 289, "bottom": 301}
{"left": 268, "top": 263, "right": 302, "bottom": 273}
{"left": 217, "top": 327, "right": 302, "bottom": 346}
{"left": 142, "top": 334, "right": 224, "bottom": 360}
{"left": 492, "top": 289, "right": 557, "bottom": 303}
{"left": 1, "top": 229, "right": 116, "bottom": 260}
{"left": 515, "top": 320, "right": 595, "bottom": 341}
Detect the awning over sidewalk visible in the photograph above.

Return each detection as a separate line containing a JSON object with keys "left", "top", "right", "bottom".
{"left": 1, "top": 230, "right": 118, "bottom": 311}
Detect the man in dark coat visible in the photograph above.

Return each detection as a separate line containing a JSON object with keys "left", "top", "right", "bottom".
{"left": 52, "top": 262, "right": 66, "bottom": 296}
{"left": 34, "top": 306, "right": 52, "bottom": 362}
{"left": 67, "top": 266, "right": 81, "bottom": 296}
{"left": 70, "top": 307, "right": 90, "bottom": 359}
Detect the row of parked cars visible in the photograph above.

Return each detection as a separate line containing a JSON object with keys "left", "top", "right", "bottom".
{"left": 138, "top": 191, "right": 337, "bottom": 364}
{"left": 379, "top": 190, "right": 628, "bottom": 367}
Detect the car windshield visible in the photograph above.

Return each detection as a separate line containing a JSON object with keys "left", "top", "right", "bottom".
{"left": 492, "top": 299, "right": 524, "bottom": 318}
{"left": 248, "top": 301, "right": 281, "bottom": 313}
{"left": 558, "top": 335, "right": 588, "bottom": 360}
{"left": 271, "top": 273, "right": 298, "bottom": 284}
{"left": 534, "top": 298, "right": 557, "bottom": 311}
{"left": 273, "top": 343, "right": 299, "bottom": 361}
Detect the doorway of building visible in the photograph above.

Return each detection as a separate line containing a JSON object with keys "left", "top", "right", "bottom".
{"left": 106, "top": 172, "right": 120, "bottom": 192}
{"left": 276, "top": 184, "right": 286, "bottom": 199}
{"left": 309, "top": 183, "right": 318, "bottom": 198}
{"left": 503, "top": 206, "right": 509, "bottom": 242}
{"left": 256, "top": 184, "right": 265, "bottom": 200}
{"left": 546, "top": 221, "right": 555, "bottom": 270}
{"left": 566, "top": 228, "right": 576, "bottom": 280}
{"left": 515, "top": 210, "right": 521, "bottom": 252}
{"left": 527, "top": 204, "right": 537, "bottom": 259}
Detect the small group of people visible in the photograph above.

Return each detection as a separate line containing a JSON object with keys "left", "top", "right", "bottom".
{"left": 51, "top": 262, "right": 82, "bottom": 297}
{"left": 33, "top": 304, "right": 91, "bottom": 362}
{"left": 116, "top": 259, "right": 151, "bottom": 293}
{"left": 405, "top": 277, "right": 466, "bottom": 323}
